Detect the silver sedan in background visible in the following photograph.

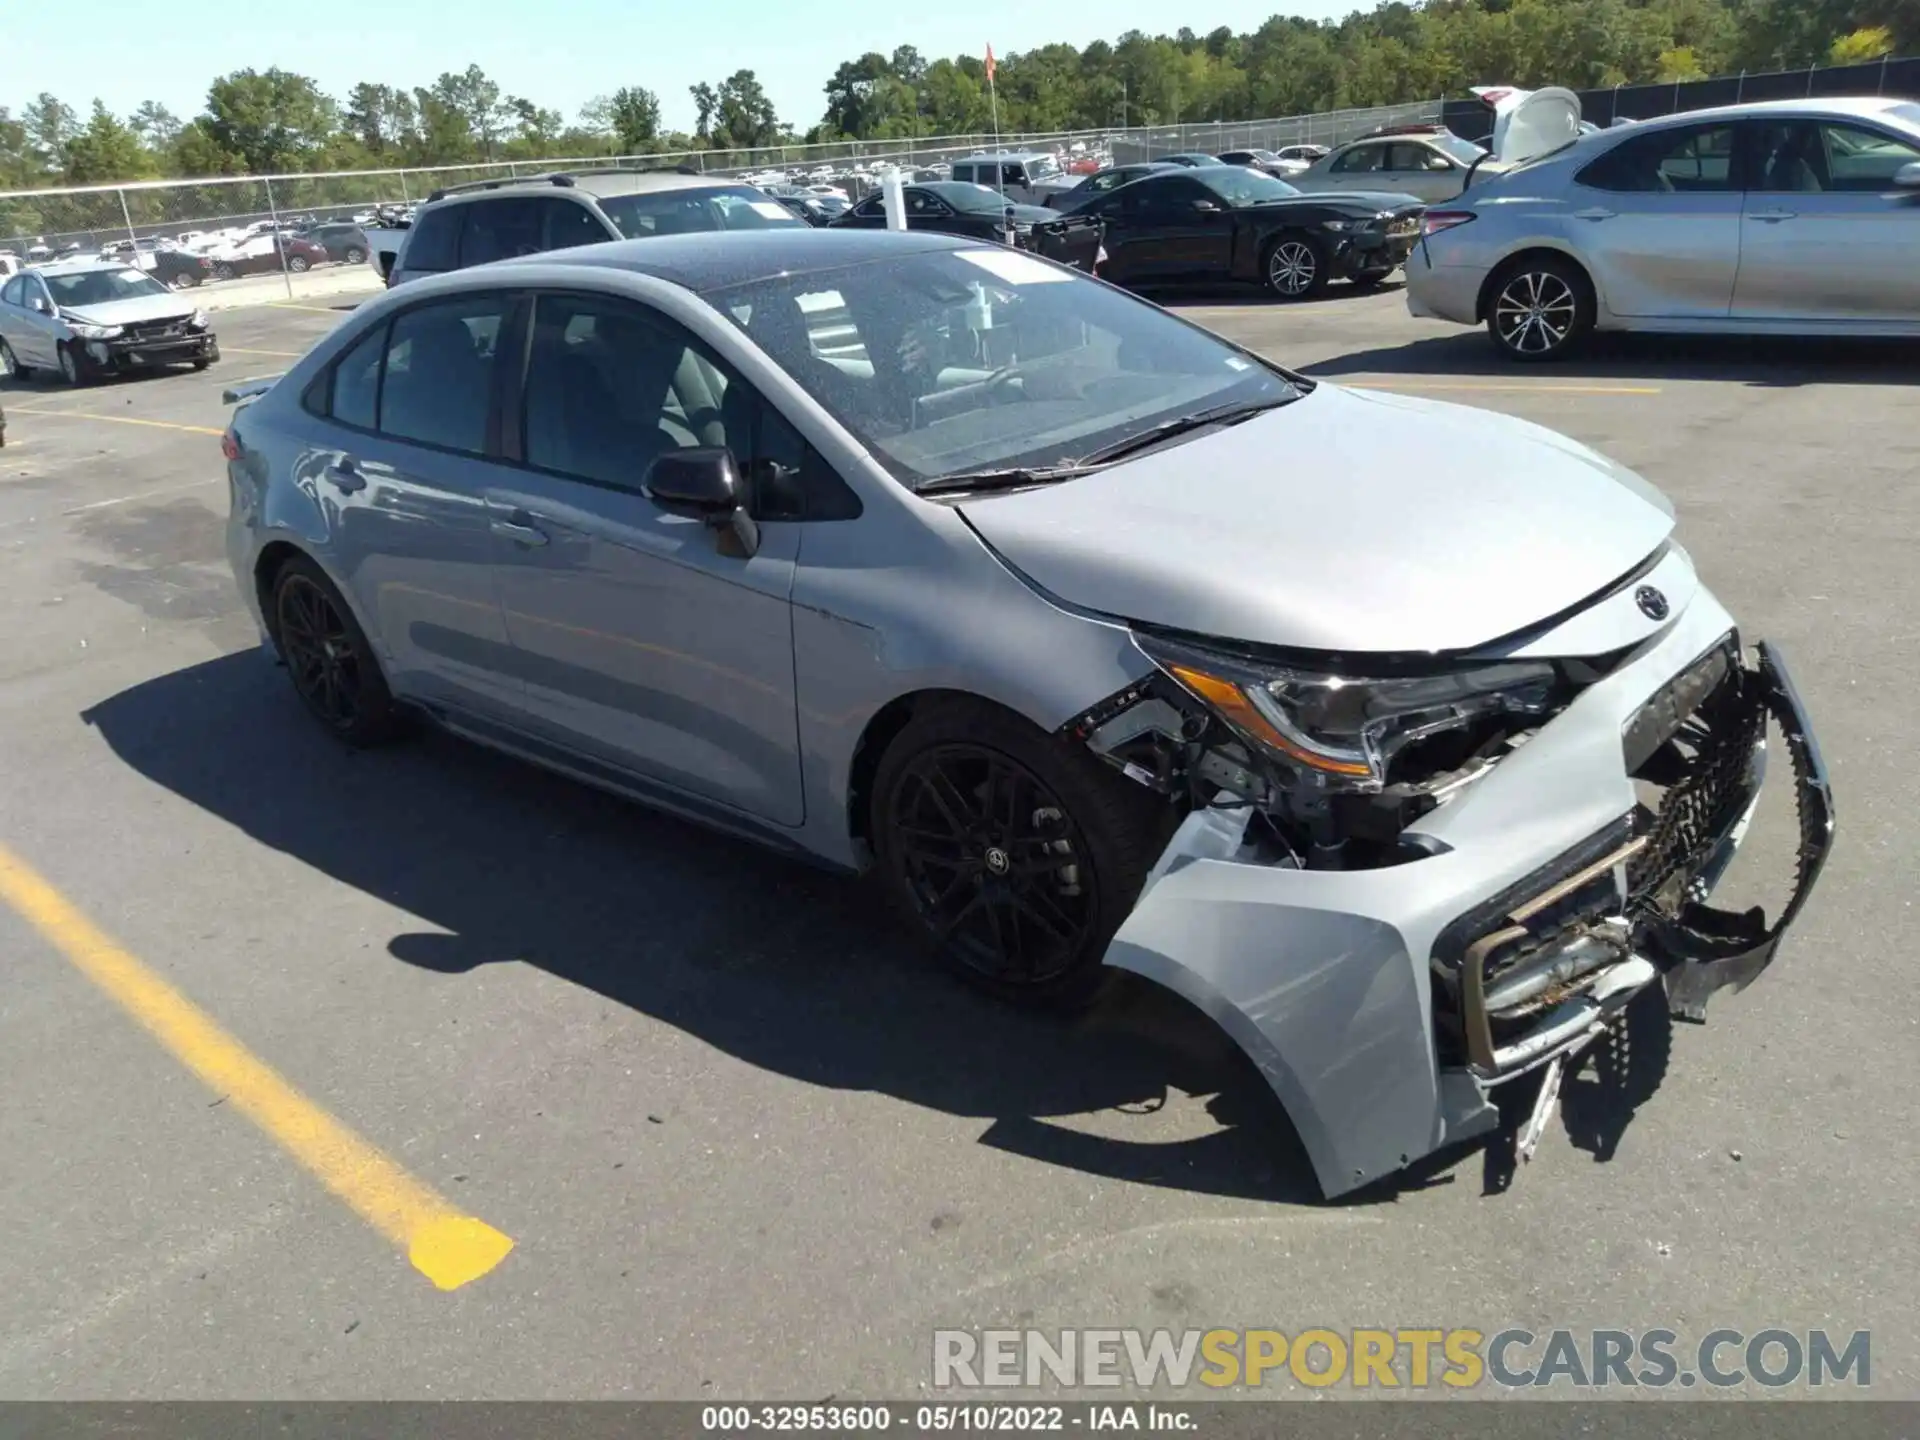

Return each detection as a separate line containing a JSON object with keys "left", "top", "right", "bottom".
{"left": 1405, "top": 96, "right": 1920, "bottom": 359}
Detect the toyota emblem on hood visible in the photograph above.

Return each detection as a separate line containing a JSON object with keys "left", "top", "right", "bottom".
{"left": 1635, "top": 585, "right": 1670, "bottom": 621}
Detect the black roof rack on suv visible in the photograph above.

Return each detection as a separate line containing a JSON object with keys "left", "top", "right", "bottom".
{"left": 425, "top": 172, "right": 579, "bottom": 203}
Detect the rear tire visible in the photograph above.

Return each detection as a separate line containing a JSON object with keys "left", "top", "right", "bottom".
{"left": 1485, "top": 254, "right": 1595, "bottom": 361}
{"left": 1263, "top": 232, "right": 1330, "bottom": 300}
{"left": 287, "top": 256, "right": 310, "bottom": 273}
{"left": 870, "top": 697, "right": 1171, "bottom": 1009}
{"left": 212, "top": 262, "right": 235, "bottom": 281}
{"left": 344, "top": 246, "right": 366, "bottom": 265}
{"left": 269, "top": 555, "right": 404, "bottom": 747}
{"left": 0, "top": 338, "right": 26, "bottom": 380}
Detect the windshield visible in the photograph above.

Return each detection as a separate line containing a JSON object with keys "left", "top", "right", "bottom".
{"left": 1025, "top": 155, "right": 1062, "bottom": 181}
{"left": 711, "top": 247, "right": 1299, "bottom": 486}
{"left": 597, "top": 185, "right": 806, "bottom": 239}
{"left": 44, "top": 267, "right": 170, "bottom": 306}
{"left": 1196, "top": 167, "right": 1302, "bottom": 203}
{"left": 1433, "top": 132, "right": 1490, "bottom": 165}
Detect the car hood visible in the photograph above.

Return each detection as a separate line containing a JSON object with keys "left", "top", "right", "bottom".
{"left": 62, "top": 293, "right": 198, "bottom": 325}
{"left": 956, "top": 385, "right": 1676, "bottom": 655}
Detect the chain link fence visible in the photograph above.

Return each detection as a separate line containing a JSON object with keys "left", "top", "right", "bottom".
{"left": 1107, "top": 100, "right": 1448, "bottom": 163}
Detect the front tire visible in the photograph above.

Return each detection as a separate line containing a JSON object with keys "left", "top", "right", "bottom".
{"left": 57, "top": 342, "right": 86, "bottom": 386}
{"left": 344, "top": 246, "right": 366, "bottom": 265}
{"left": 1263, "top": 233, "right": 1330, "bottom": 300}
{"left": 212, "top": 262, "right": 235, "bottom": 281}
{"left": 270, "top": 556, "right": 404, "bottom": 746}
{"left": 0, "top": 338, "right": 26, "bottom": 380}
{"left": 287, "top": 256, "right": 310, "bottom": 273}
{"left": 871, "top": 698, "right": 1168, "bottom": 1008}
{"left": 1486, "top": 255, "right": 1594, "bottom": 361}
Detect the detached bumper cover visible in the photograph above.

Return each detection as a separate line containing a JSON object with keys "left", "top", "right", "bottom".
{"left": 1101, "top": 584, "right": 1834, "bottom": 1200}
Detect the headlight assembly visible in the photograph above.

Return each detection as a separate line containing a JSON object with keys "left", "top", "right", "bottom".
{"left": 64, "top": 320, "right": 124, "bottom": 340}
{"left": 1135, "top": 631, "right": 1559, "bottom": 791}
{"left": 190, "top": 309, "right": 210, "bottom": 329}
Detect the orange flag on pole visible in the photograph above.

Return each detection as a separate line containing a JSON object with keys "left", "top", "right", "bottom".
{"left": 985, "top": 44, "right": 997, "bottom": 84}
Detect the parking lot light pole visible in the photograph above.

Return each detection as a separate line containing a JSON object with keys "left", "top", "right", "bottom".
{"left": 116, "top": 189, "right": 141, "bottom": 272}
{"left": 265, "top": 175, "right": 293, "bottom": 301}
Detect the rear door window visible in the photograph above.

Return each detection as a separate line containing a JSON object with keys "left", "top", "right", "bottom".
{"left": 459, "top": 198, "right": 544, "bottom": 265}
{"left": 1577, "top": 123, "right": 1739, "bottom": 192}
{"left": 378, "top": 294, "right": 509, "bottom": 454}
{"left": 400, "top": 206, "right": 460, "bottom": 272}
{"left": 539, "top": 198, "right": 612, "bottom": 249}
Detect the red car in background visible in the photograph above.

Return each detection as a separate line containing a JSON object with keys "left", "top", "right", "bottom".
{"left": 208, "top": 233, "right": 330, "bottom": 281}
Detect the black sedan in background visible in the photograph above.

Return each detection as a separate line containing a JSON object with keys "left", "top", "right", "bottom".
{"left": 830, "top": 181, "right": 1104, "bottom": 272}
{"left": 1073, "top": 165, "right": 1423, "bottom": 299}
{"left": 1044, "top": 162, "right": 1175, "bottom": 210}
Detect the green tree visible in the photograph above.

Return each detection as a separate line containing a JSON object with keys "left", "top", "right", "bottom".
{"left": 204, "top": 68, "right": 336, "bottom": 173}
{"left": 715, "top": 70, "right": 781, "bottom": 149}
{"left": 342, "top": 83, "right": 415, "bottom": 156}
{"left": 428, "top": 65, "right": 507, "bottom": 160}
{"left": 64, "top": 101, "right": 154, "bottom": 182}
{"left": 689, "top": 82, "right": 719, "bottom": 141}
{"left": 23, "top": 93, "right": 77, "bottom": 177}
{"left": 507, "top": 97, "right": 565, "bottom": 156}
{"left": 608, "top": 86, "right": 662, "bottom": 152}
{"left": 130, "top": 101, "right": 183, "bottom": 152}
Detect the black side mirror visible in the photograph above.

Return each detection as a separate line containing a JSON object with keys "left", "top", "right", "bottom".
{"left": 644, "top": 447, "right": 760, "bottom": 557}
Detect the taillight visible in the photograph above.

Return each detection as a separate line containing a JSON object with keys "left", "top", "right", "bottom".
{"left": 220, "top": 430, "right": 241, "bottom": 461}
{"left": 1423, "top": 210, "right": 1476, "bottom": 237}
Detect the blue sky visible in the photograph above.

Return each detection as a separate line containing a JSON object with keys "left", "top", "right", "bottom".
{"left": 5, "top": 0, "right": 1353, "bottom": 136}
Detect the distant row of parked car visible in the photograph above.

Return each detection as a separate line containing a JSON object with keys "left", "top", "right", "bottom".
{"left": 4, "top": 216, "right": 376, "bottom": 292}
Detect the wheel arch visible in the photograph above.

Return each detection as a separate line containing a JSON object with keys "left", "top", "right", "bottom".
{"left": 1474, "top": 244, "right": 1597, "bottom": 323}
{"left": 251, "top": 540, "right": 377, "bottom": 656}
{"left": 844, "top": 687, "right": 1043, "bottom": 859}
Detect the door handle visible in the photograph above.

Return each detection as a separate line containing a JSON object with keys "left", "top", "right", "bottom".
{"left": 322, "top": 457, "right": 366, "bottom": 493}
{"left": 1573, "top": 207, "right": 1616, "bottom": 221}
{"left": 490, "top": 514, "right": 550, "bottom": 548}
{"left": 1748, "top": 208, "right": 1797, "bottom": 222}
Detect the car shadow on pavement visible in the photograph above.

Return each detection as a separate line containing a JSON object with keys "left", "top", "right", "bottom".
{"left": 84, "top": 650, "right": 1354, "bottom": 1208}
{"left": 1141, "top": 279, "right": 1404, "bottom": 309}
{"left": 1310, "top": 331, "right": 1920, "bottom": 386}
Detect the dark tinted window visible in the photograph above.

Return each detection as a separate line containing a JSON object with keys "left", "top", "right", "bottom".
{"left": 459, "top": 198, "right": 544, "bottom": 265}
{"left": 401, "top": 206, "right": 460, "bottom": 272}
{"left": 521, "top": 293, "right": 744, "bottom": 491}
{"left": 330, "top": 323, "right": 385, "bottom": 429}
{"left": 1750, "top": 119, "right": 1920, "bottom": 191}
{"left": 540, "top": 198, "right": 611, "bottom": 249}
{"left": 380, "top": 295, "right": 507, "bottom": 454}
{"left": 1577, "top": 123, "right": 1738, "bottom": 192}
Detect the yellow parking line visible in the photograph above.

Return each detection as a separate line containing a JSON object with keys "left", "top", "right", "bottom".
{"left": 1336, "top": 379, "right": 1662, "bottom": 395}
{"left": 9, "top": 407, "right": 223, "bottom": 437}
{"left": 0, "top": 843, "right": 515, "bottom": 1291}
{"left": 223, "top": 347, "right": 302, "bottom": 358}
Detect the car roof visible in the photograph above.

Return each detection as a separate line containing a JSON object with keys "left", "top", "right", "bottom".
{"left": 423, "top": 170, "right": 754, "bottom": 208}
{"left": 949, "top": 151, "right": 1055, "bottom": 164}
{"left": 488, "top": 228, "right": 981, "bottom": 294}
{"left": 36, "top": 257, "right": 131, "bottom": 275}
{"left": 911, "top": 180, "right": 1002, "bottom": 207}
{"left": 1599, "top": 94, "right": 1918, "bottom": 128}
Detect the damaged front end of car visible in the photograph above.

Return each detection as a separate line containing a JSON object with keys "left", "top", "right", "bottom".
{"left": 1059, "top": 556, "right": 1835, "bottom": 1199}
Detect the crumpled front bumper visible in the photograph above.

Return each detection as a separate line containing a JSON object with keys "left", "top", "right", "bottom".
{"left": 1101, "top": 585, "right": 1835, "bottom": 1200}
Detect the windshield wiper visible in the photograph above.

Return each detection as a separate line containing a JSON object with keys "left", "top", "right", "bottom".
{"left": 911, "top": 463, "right": 1104, "bottom": 497}
{"left": 1073, "top": 397, "right": 1294, "bottom": 467}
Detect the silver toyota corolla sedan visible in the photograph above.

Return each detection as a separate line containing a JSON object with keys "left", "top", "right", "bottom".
{"left": 1406, "top": 96, "right": 1920, "bottom": 359}
{"left": 223, "top": 229, "right": 1833, "bottom": 1198}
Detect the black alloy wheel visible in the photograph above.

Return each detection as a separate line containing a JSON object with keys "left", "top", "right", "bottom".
{"left": 872, "top": 698, "right": 1169, "bottom": 1007}
{"left": 271, "top": 559, "right": 402, "bottom": 745}
{"left": 887, "top": 743, "right": 1099, "bottom": 990}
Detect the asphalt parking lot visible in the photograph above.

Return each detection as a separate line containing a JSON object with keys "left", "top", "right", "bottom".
{"left": 1, "top": 284, "right": 1915, "bottom": 1400}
